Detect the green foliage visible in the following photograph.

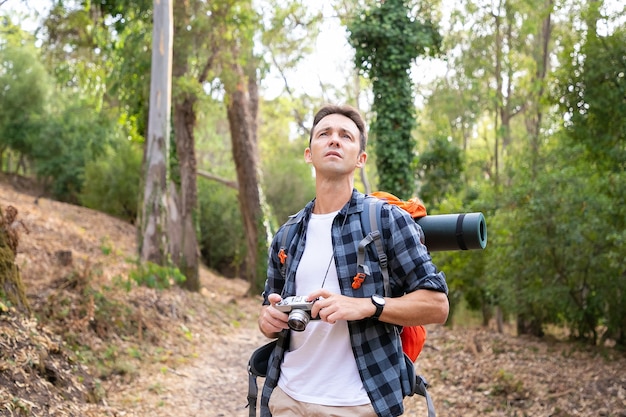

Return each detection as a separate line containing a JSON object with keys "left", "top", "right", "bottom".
{"left": 263, "top": 154, "right": 315, "bottom": 226}
{"left": 485, "top": 139, "right": 626, "bottom": 344}
{"left": 490, "top": 369, "right": 525, "bottom": 397}
{"left": 31, "top": 99, "right": 116, "bottom": 203}
{"left": 129, "top": 262, "right": 186, "bottom": 290}
{"left": 106, "top": 9, "right": 152, "bottom": 138}
{"left": 0, "top": 30, "right": 51, "bottom": 170}
{"left": 260, "top": 0, "right": 321, "bottom": 75}
{"left": 80, "top": 137, "right": 143, "bottom": 223}
{"left": 348, "top": 0, "right": 442, "bottom": 199}
{"left": 197, "top": 180, "right": 247, "bottom": 277}
{"left": 553, "top": 25, "right": 626, "bottom": 172}
{"left": 259, "top": 98, "right": 316, "bottom": 227}
{"left": 417, "top": 135, "right": 464, "bottom": 207}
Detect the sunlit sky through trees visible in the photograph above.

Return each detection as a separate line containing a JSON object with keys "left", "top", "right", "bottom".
{"left": 4, "top": 0, "right": 624, "bottom": 105}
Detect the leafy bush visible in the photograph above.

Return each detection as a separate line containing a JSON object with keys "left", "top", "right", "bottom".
{"left": 128, "top": 262, "right": 186, "bottom": 290}
{"left": 262, "top": 150, "right": 315, "bottom": 227}
{"left": 80, "top": 138, "right": 143, "bottom": 223}
{"left": 32, "top": 100, "right": 116, "bottom": 203}
{"left": 197, "top": 181, "right": 247, "bottom": 277}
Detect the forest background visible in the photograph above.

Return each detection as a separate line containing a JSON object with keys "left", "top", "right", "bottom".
{"left": 1, "top": 0, "right": 625, "bottom": 358}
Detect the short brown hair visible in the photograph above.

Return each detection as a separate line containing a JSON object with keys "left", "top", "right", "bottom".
{"left": 309, "top": 104, "right": 367, "bottom": 152}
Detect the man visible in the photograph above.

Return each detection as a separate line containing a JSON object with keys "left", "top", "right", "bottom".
{"left": 258, "top": 104, "right": 449, "bottom": 417}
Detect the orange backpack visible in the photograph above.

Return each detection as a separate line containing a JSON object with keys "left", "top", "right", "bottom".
{"left": 358, "top": 191, "right": 429, "bottom": 362}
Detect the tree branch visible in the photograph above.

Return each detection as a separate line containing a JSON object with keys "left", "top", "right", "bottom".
{"left": 196, "top": 170, "right": 238, "bottom": 190}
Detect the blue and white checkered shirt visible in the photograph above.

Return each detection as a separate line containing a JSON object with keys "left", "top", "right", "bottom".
{"left": 260, "top": 189, "right": 448, "bottom": 417}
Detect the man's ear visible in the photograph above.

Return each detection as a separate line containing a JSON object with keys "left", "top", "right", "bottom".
{"left": 356, "top": 151, "right": 367, "bottom": 168}
{"left": 304, "top": 147, "right": 313, "bottom": 164}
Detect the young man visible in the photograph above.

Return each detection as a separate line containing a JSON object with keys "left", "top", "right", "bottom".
{"left": 258, "top": 104, "right": 449, "bottom": 417}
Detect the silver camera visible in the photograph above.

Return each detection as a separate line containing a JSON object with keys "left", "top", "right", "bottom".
{"left": 274, "top": 296, "right": 319, "bottom": 332}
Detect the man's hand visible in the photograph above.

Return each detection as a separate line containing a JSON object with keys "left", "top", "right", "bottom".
{"left": 258, "top": 293, "right": 290, "bottom": 338}
{"left": 307, "top": 289, "right": 375, "bottom": 324}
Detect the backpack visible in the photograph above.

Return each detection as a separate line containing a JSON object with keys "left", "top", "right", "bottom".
{"left": 360, "top": 191, "right": 429, "bottom": 362}
{"left": 247, "top": 192, "right": 437, "bottom": 417}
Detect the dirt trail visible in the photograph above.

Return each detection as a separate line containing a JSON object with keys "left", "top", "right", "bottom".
{"left": 106, "top": 325, "right": 269, "bottom": 417}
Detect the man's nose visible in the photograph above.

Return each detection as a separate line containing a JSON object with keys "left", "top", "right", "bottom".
{"left": 328, "top": 133, "right": 340, "bottom": 146}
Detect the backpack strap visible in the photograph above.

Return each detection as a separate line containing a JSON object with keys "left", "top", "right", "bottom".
{"left": 246, "top": 340, "right": 277, "bottom": 417}
{"left": 415, "top": 375, "right": 436, "bottom": 417}
{"left": 356, "top": 197, "right": 390, "bottom": 295}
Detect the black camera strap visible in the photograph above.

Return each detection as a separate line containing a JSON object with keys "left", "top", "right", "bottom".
{"left": 319, "top": 210, "right": 349, "bottom": 290}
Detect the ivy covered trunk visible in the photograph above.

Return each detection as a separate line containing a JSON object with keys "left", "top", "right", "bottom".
{"left": 348, "top": 0, "right": 442, "bottom": 199}
{"left": 0, "top": 205, "right": 30, "bottom": 313}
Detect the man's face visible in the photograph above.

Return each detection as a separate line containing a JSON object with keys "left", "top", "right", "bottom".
{"left": 305, "top": 113, "right": 367, "bottom": 177}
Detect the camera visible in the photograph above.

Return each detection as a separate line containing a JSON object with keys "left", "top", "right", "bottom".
{"left": 275, "top": 296, "right": 319, "bottom": 332}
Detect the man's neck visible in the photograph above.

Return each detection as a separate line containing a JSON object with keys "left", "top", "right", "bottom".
{"left": 313, "top": 180, "right": 353, "bottom": 214}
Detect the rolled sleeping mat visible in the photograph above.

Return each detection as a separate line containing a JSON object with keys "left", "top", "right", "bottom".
{"left": 416, "top": 212, "right": 487, "bottom": 252}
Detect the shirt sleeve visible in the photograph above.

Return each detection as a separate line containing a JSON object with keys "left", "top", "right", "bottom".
{"left": 384, "top": 204, "right": 449, "bottom": 295}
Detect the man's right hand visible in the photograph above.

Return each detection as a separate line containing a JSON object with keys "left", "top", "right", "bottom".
{"left": 258, "top": 293, "right": 289, "bottom": 338}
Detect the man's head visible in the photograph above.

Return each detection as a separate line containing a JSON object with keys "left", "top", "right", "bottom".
{"left": 309, "top": 104, "right": 367, "bottom": 152}
{"left": 305, "top": 104, "right": 368, "bottom": 178}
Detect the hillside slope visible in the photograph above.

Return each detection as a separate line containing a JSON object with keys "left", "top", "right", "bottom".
{"left": 1, "top": 178, "right": 625, "bottom": 417}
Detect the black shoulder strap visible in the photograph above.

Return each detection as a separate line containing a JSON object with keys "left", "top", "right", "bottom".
{"left": 246, "top": 340, "right": 277, "bottom": 417}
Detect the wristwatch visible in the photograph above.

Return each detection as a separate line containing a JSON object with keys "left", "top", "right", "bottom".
{"left": 370, "top": 294, "right": 385, "bottom": 319}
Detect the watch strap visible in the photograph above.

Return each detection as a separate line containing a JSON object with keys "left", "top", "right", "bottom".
{"left": 371, "top": 295, "right": 384, "bottom": 319}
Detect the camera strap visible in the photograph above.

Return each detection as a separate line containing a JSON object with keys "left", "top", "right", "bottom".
{"left": 319, "top": 211, "right": 349, "bottom": 289}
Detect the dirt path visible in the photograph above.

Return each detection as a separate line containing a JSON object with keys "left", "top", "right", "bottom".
{"left": 106, "top": 325, "right": 269, "bottom": 417}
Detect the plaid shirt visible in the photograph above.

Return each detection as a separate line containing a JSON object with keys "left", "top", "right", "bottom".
{"left": 260, "top": 190, "right": 448, "bottom": 417}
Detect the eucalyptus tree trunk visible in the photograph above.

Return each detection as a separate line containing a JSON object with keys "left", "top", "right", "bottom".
{"left": 170, "top": 0, "right": 200, "bottom": 291}
{"left": 140, "top": 0, "right": 173, "bottom": 266}
{"left": 169, "top": 99, "right": 200, "bottom": 291}
{"left": 225, "top": 60, "right": 266, "bottom": 294}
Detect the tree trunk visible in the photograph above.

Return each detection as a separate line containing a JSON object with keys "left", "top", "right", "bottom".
{"left": 168, "top": 0, "right": 200, "bottom": 291}
{"left": 226, "top": 61, "right": 265, "bottom": 294}
{"left": 139, "top": 0, "right": 173, "bottom": 266}
{"left": 525, "top": 0, "right": 553, "bottom": 180}
{"left": 0, "top": 205, "right": 30, "bottom": 314}
{"left": 171, "top": 96, "right": 200, "bottom": 291}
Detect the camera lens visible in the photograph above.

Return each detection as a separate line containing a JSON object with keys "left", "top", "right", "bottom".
{"left": 288, "top": 309, "right": 310, "bottom": 332}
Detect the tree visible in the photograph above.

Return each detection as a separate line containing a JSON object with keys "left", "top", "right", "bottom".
{"left": 0, "top": 27, "right": 50, "bottom": 173}
{"left": 549, "top": 1, "right": 626, "bottom": 344}
{"left": 0, "top": 205, "right": 29, "bottom": 314}
{"left": 140, "top": 0, "right": 174, "bottom": 268}
{"left": 417, "top": 135, "right": 463, "bottom": 207}
{"left": 349, "top": 0, "right": 442, "bottom": 199}
{"left": 218, "top": 1, "right": 268, "bottom": 293}
{"left": 168, "top": 0, "right": 201, "bottom": 291}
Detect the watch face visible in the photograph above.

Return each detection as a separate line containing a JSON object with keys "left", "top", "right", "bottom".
{"left": 373, "top": 294, "right": 385, "bottom": 305}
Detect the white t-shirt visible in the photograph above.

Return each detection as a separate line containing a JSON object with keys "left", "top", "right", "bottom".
{"left": 277, "top": 211, "right": 370, "bottom": 406}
